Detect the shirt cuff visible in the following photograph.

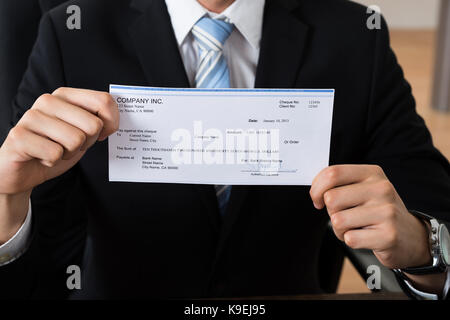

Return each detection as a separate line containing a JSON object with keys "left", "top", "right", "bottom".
{"left": 398, "top": 269, "right": 450, "bottom": 300}
{"left": 0, "top": 200, "right": 32, "bottom": 266}
{"left": 402, "top": 277, "right": 439, "bottom": 300}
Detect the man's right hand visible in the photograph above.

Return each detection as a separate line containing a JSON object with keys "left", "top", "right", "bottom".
{"left": 0, "top": 88, "right": 119, "bottom": 244}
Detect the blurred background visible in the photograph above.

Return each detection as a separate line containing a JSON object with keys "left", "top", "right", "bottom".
{"left": 338, "top": 0, "right": 450, "bottom": 293}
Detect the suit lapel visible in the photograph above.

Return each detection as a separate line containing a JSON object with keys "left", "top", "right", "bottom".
{"left": 128, "top": 0, "right": 221, "bottom": 233}
{"left": 129, "top": 0, "right": 189, "bottom": 87}
{"left": 255, "top": 0, "right": 309, "bottom": 88}
{"left": 213, "top": 0, "right": 310, "bottom": 264}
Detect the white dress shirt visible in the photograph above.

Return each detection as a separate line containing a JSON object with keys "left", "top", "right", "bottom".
{"left": 0, "top": 0, "right": 446, "bottom": 301}
{"left": 165, "top": 0, "right": 264, "bottom": 88}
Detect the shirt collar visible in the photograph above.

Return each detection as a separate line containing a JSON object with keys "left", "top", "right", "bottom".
{"left": 164, "top": 0, "right": 265, "bottom": 49}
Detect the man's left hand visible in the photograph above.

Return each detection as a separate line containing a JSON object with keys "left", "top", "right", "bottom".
{"left": 310, "top": 165, "right": 431, "bottom": 269}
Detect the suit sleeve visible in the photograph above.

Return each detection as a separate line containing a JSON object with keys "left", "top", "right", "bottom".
{"left": 364, "top": 17, "right": 450, "bottom": 222}
{"left": 0, "top": 13, "right": 87, "bottom": 299}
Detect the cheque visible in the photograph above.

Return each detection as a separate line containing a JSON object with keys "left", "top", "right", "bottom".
{"left": 108, "top": 85, "right": 334, "bottom": 185}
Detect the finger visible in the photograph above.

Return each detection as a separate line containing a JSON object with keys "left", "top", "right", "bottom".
{"left": 330, "top": 205, "right": 385, "bottom": 241}
{"left": 32, "top": 94, "right": 104, "bottom": 150}
{"left": 344, "top": 228, "right": 395, "bottom": 251}
{"left": 310, "top": 165, "right": 384, "bottom": 209}
{"left": 52, "top": 88, "right": 119, "bottom": 140}
{"left": 322, "top": 183, "right": 368, "bottom": 214}
{"left": 324, "top": 180, "right": 398, "bottom": 215}
{"left": 322, "top": 179, "right": 390, "bottom": 214}
{"left": 18, "top": 109, "right": 86, "bottom": 160}
{"left": 7, "top": 126, "right": 64, "bottom": 167}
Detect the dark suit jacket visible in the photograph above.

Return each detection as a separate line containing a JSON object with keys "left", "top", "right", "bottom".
{"left": 1, "top": 0, "right": 449, "bottom": 299}
{"left": 0, "top": 0, "right": 67, "bottom": 142}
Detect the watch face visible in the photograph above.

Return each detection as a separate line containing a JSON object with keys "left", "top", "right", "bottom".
{"left": 440, "top": 225, "right": 450, "bottom": 266}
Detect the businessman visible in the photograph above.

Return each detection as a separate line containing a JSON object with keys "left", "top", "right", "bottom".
{"left": 0, "top": 0, "right": 450, "bottom": 299}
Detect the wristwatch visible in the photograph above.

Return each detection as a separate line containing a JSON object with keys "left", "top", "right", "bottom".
{"left": 400, "top": 210, "right": 450, "bottom": 275}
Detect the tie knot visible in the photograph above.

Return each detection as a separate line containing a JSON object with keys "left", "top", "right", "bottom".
{"left": 192, "top": 16, "right": 234, "bottom": 51}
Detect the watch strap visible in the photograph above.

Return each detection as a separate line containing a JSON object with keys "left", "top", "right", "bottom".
{"left": 401, "top": 210, "right": 446, "bottom": 275}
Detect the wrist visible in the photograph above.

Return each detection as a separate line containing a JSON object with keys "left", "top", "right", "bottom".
{"left": 0, "top": 191, "right": 31, "bottom": 245}
{"left": 408, "top": 215, "right": 433, "bottom": 268}
{"left": 398, "top": 210, "right": 450, "bottom": 297}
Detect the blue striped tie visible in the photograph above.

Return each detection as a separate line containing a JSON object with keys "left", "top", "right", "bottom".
{"left": 192, "top": 17, "right": 234, "bottom": 216}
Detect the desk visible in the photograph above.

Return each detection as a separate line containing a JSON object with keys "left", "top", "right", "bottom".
{"left": 432, "top": 0, "right": 450, "bottom": 111}
{"left": 219, "top": 292, "right": 409, "bottom": 300}
{"left": 260, "top": 293, "right": 408, "bottom": 300}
